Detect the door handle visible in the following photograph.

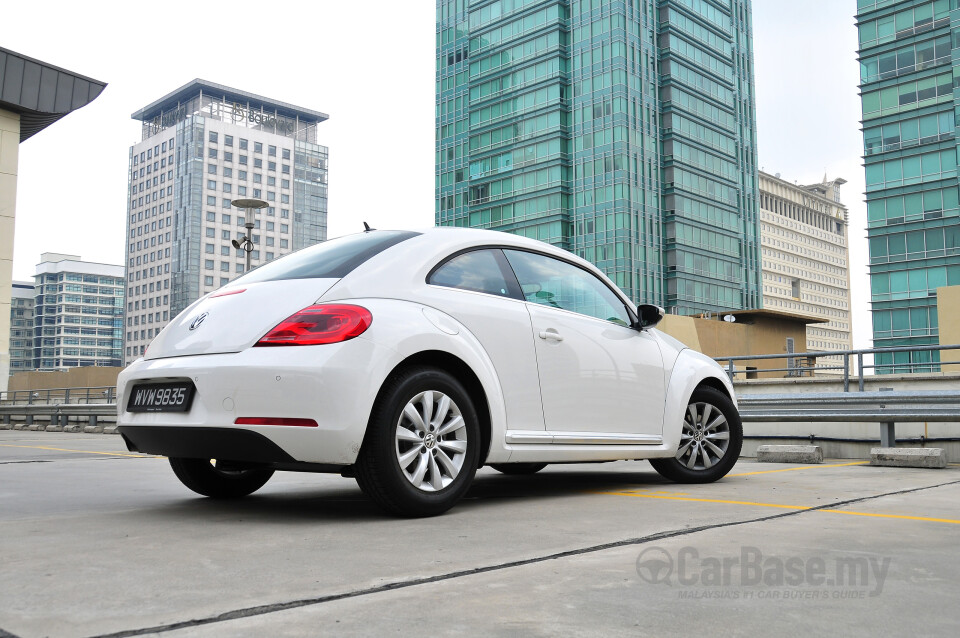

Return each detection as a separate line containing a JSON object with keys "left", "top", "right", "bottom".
{"left": 538, "top": 329, "right": 563, "bottom": 342}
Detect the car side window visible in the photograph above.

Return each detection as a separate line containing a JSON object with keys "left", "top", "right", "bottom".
{"left": 428, "top": 249, "right": 514, "bottom": 298}
{"left": 503, "top": 250, "right": 630, "bottom": 326}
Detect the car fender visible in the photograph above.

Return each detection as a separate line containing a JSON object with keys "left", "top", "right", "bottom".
{"left": 349, "top": 298, "right": 511, "bottom": 464}
{"left": 661, "top": 348, "right": 737, "bottom": 454}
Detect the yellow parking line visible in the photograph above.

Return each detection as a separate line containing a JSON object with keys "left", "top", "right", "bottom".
{"left": 820, "top": 509, "right": 960, "bottom": 525}
{"left": 597, "top": 490, "right": 960, "bottom": 525}
{"left": 0, "top": 443, "right": 152, "bottom": 459}
{"left": 728, "top": 461, "right": 869, "bottom": 477}
{"left": 595, "top": 491, "right": 810, "bottom": 511}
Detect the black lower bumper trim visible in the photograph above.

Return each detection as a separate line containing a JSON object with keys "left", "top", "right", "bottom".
{"left": 118, "top": 426, "right": 297, "bottom": 464}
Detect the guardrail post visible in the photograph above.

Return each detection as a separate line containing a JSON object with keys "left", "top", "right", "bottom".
{"left": 858, "top": 353, "right": 865, "bottom": 392}
{"left": 727, "top": 359, "right": 734, "bottom": 381}
{"left": 880, "top": 422, "right": 896, "bottom": 447}
{"left": 89, "top": 415, "right": 97, "bottom": 428}
{"left": 843, "top": 354, "right": 850, "bottom": 392}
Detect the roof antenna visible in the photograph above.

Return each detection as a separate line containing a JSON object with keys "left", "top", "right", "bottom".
{"left": 363, "top": 221, "right": 375, "bottom": 232}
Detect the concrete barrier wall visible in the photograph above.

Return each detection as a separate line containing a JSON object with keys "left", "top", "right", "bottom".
{"left": 734, "top": 373, "right": 960, "bottom": 459}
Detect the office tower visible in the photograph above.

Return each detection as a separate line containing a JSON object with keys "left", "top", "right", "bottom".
{"left": 8, "top": 281, "right": 34, "bottom": 375}
{"left": 759, "top": 171, "right": 853, "bottom": 372}
{"left": 857, "top": 0, "right": 960, "bottom": 371}
{"left": 126, "top": 80, "right": 329, "bottom": 363}
{"left": 435, "top": 0, "right": 760, "bottom": 315}
{"left": 31, "top": 254, "right": 124, "bottom": 370}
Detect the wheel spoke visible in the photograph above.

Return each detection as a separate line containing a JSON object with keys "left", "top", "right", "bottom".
{"left": 686, "top": 404, "right": 698, "bottom": 425}
{"left": 435, "top": 448, "right": 459, "bottom": 477}
{"left": 409, "top": 451, "right": 429, "bottom": 487}
{"left": 704, "top": 440, "right": 725, "bottom": 457}
{"left": 705, "top": 431, "right": 729, "bottom": 441}
{"left": 438, "top": 439, "right": 467, "bottom": 454}
{"left": 396, "top": 426, "right": 421, "bottom": 443}
{"left": 431, "top": 394, "right": 451, "bottom": 428}
{"left": 699, "top": 403, "right": 712, "bottom": 428}
{"left": 421, "top": 391, "right": 435, "bottom": 427}
{"left": 685, "top": 444, "right": 699, "bottom": 469}
{"left": 705, "top": 414, "right": 728, "bottom": 432}
{"left": 700, "top": 445, "right": 713, "bottom": 469}
{"left": 437, "top": 415, "right": 464, "bottom": 436}
{"left": 403, "top": 403, "right": 426, "bottom": 432}
{"left": 428, "top": 454, "right": 443, "bottom": 490}
{"left": 676, "top": 439, "right": 694, "bottom": 459}
{"left": 398, "top": 445, "right": 422, "bottom": 468}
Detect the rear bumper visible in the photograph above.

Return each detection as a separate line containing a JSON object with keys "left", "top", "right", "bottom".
{"left": 116, "top": 336, "right": 398, "bottom": 465}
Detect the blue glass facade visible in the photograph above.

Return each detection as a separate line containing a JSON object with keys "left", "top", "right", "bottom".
{"left": 437, "top": 0, "right": 761, "bottom": 315}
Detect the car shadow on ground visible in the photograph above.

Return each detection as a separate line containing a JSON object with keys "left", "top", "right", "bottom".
{"left": 144, "top": 464, "right": 670, "bottom": 522}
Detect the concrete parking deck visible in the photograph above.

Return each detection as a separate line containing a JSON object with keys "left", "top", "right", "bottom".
{"left": 1, "top": 431, "right": 958, "bottom": 638}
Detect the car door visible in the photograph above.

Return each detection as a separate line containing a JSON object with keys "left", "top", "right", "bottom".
{"left": 423, "top": 248, "right": 545, "bottom": 432}
{"left": 502, "top": 249, "right": 665, "bottom": 439}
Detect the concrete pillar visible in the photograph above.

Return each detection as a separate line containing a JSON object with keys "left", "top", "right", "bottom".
{"left": 0, "top": 109, "right": 21, "bottom": 394}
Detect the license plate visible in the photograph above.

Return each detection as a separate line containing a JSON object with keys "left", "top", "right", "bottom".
{"left": 127, "top": 382, "right": 195, "bottom": 413}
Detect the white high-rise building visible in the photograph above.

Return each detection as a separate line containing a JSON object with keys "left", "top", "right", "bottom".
{"left": 759, "top": 171, "right": 853, "bottom": 372}
{"left": 125, "top": 80, "right": 329, "bottom": 364}
{"left": 31, "top": 254, "right": 125, "bottom": 370}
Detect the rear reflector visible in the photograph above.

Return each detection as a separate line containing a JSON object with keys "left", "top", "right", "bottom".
{"left": 235, "top": 417, "right": 319, "bottom": 427}
{"left": 211, "top": 288, "right": 246, "bottom": 298}
{"left": 255, "top": 304, "right": 372, "bottom": 347}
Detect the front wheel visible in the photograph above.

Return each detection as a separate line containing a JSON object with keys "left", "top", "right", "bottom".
{"left": 355, "top": 366, "right": 481, "bottom": 517}
{"left": 168, "top": 458, "right": 274, "bottom": 498}
{"left": 650, "top": 386, "right": 742, "bottom": 484}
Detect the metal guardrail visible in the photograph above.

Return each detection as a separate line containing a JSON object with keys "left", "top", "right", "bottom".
{"left": 0, "top": 403, "right": 117, "bottom": 429}
{"left": 715, "top": 343, "right": 960, "bottom": 392}
{"left": 0, "top": 386, "right": 116, "bottom": 405}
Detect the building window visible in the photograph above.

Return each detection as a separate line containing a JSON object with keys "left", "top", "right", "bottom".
{"left": 239, "top": 155, "right": 248, "bottom": 165}
{"left": 208, "top": 148, "right": 217, "bottom": 159}
{"left": 254, "top": 158, "right": 263, "bottom": 168}
{"left": 281, "top": 164, "right": 290, "bottom": 174}
{"left": 207, "top": 196, "right": 216, "bottom": 205}
{"left": 224, "top": 135, "right": 233, "bottom": 146}
{"left": 205, "top": 244, "right": 214, "bottom": 254}
{"left": 205, "top": 260, "right": 214, "bottom": 270}
{"left": 221, "top": 246, "right": 230, "bottom": 256}
{"left": 224, "top": 152, "right": 233, "bottom": 162}
{"left": 223, "top": 167, "right": 233, "bottom": 178}
{"left": 254, "top": 142, "right": 263, "bottom": 153}
{"left": 282, "top": 148, "right": 290, "bottom": 160}
{"left": 206, "top": 228, "right": 215, "bottom": 237}
{"left": 240, "top": 138, "right": 248, "bottom": 150}
{"left": 222, "top": 214, "right": 231, "bottom": 224}
{"left": 205, "top": 276, "right": 214, "bottom": 286}
{"left": 206, "top": 212, "right": 216, "bottom": 221}
{"left": 223, "top": 183, "right": 232, "bottom": 193}
{"left": 209, "top": 132, "right": 218, "bottom": 143}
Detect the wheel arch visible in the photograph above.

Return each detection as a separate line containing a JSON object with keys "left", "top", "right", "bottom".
{"left": 371, "top": 350, "right": 493, "bottom": 466}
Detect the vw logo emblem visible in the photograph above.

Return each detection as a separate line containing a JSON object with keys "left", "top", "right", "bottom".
{"left": 189, "top": 312, "right": 209, "bottom": 331}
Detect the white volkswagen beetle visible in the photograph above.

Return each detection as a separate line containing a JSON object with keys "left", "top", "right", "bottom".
{"left": 117, "top": 227, "right": 742, "bottom": 516}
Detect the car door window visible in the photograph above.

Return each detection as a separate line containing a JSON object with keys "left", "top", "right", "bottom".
{"left": 428, "top": 249, "right": 515, "bottom": 298}
{"left": 503, "top": 250, "right": 631, "bottom": 326}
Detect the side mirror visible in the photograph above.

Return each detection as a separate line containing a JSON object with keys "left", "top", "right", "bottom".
{"left": 635, "top": 304, "right": 665, "bottom": 330}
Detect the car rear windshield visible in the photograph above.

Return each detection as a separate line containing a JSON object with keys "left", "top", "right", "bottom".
{"left": 233, "top": 230, "right": 420, "bottom": 284}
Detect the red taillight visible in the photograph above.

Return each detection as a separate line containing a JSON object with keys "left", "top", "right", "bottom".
{"left": 255, "top": 304, "right": 372, "bottom": 347}
{"left": 235, "top": 417, "right": 318, "bottom": 427}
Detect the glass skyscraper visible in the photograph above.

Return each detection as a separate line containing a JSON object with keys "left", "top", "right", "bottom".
{"left": 436, "top": 0, "right": 760, "bottom": 315}
{"left": 857, "top": 0, "right": 960, "bottom": 372}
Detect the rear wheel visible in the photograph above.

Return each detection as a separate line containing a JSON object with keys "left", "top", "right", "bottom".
{"left": 355, "top": 366, "right": 480, "bottom": 517}
{"left": 490, "top": 463, "right": 547, "bottom": 475}
{"left": 168, "top": 458, "right": 274, "bottom": 498}
{"left": 650, "top": 386, "right": 742, "bottom": 484}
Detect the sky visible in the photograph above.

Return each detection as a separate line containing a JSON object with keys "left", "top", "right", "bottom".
{"left": 5, "top": 0, "right": 871, "bottom": 348}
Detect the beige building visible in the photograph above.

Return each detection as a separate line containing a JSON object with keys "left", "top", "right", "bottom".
{"left": 758, "top": 171, "right": 853, "bottom": 374}
{"left": 0, "top": 47, "right": 105, "bottom": 391}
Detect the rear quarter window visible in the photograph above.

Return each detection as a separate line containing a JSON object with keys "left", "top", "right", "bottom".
{"left": 233, "top": 231, "right": 419, "bottom": 283}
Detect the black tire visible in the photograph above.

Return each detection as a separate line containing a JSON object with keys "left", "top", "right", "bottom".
{"left": 650, "top": 386, "right": 742, "bottom": 484}
{"left": 490, "top": 463, "right": 547, "bottom": 475}
{"left": 168, "top": 457, "right": 274, "bottom": 498}
{"left": 355, "top": 366, "right": 481, "bottom": 517}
